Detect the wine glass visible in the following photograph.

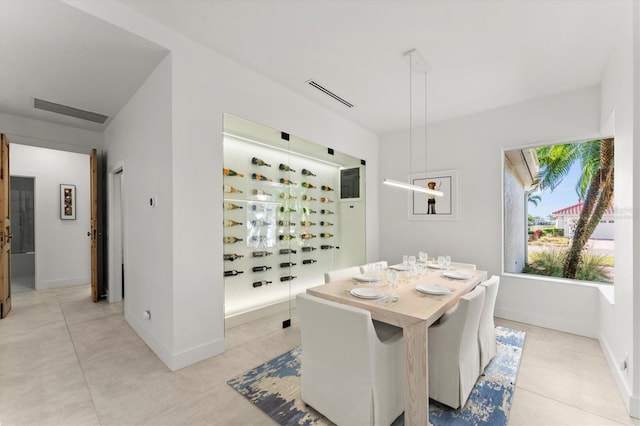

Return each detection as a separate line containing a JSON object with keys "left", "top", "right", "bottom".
{"left": 386, "top": 269, "right": 398, "bottom": 299}
{"left": 445, "top": 255, "right": 451, "bottom": 270}
{"left": 402, "top": 255, "right": 409, "bottom": 266}
{"left": 408, "top": 255, "right": 417, "bottom": 277}
{"left": 437, "top": 256, "right": 446, "bottom": 269}
{"left": 419, "top": 251, "right": 428, "bottom": 264}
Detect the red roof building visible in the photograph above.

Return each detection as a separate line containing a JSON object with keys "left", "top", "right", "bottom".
{"left": 552, "top": 201, "right": 615, "bottom": 240}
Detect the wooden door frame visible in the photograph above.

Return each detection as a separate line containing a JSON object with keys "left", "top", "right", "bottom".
{"left": 0, "top": 134, "right": 11, "bottom": 318}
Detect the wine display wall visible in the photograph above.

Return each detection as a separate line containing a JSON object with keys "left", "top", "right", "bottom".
{"left": 223, "top": 134, "right": 344, "bottom": 318}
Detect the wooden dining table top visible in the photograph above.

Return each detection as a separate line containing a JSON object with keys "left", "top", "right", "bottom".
{"left": 307, "top": 266, "right": 487, "bottom": 329}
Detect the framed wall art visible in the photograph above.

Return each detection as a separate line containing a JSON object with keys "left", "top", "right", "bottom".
{"left": 60, "top": 184, "right": 76, "bottom": 220}
{"left": 408, "top": 169, "right": 458, "bottom": 220}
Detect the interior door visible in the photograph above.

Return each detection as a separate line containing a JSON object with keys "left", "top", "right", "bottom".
{"left": 90, "top": 148, "right": 98, "bottom": 302}
{"left": 0, "top": 134, "right": 11, "bottom": 318}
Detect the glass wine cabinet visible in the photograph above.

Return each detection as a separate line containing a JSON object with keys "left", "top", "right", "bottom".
{"left": 223, "top": 114, "right": 366, "bottom": 329}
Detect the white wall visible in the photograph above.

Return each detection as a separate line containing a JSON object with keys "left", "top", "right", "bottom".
{"left": 598, "top": 0, "right": 637, "bottom": 416}
{"left": 380, "top": 86, "right": 603, "bottom": 337}
{"left": 10, "top": 144, "right": 91, "bottom": 289}
{"left": 70, "top": 0, "right": 379, "bottom": 371}
{"left": 102, "top": 54, "right": 175, "bottom": 367}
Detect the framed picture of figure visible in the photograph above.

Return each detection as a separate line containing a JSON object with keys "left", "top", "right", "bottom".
{"left": 60, "top": 184, "right": 76, "bottom": 220}
{"left": 408, "top": 169, "right": 458, "bottom": 220}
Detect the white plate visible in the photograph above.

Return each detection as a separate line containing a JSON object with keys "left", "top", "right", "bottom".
{"left": 350, "top": 288, "right": 386, "bottom": 299}
{"left": 442, "top": 271, "right": 472, "bottom": 280}
{"left": 353, "top": 274, "right": 380, "bottom": 282}
{"left": 415, "top": 284, "right": 450, "bottom": 295}
{"left": 428, "top": 264, "right": 447, "bottom": 269}
{"left": 390, "top": 264, "right": 411, "bottom": 271}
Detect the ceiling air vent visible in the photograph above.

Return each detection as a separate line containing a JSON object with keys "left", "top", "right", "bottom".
{"left": 306, "top": 80, "right": 354, "bottom": 108}
{"left": 34, "top": 98, "right": 109, "bottom": 124}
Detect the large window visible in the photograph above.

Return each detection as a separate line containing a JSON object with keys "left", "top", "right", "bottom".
{"left": 504, "top": 139, "right": 614, "bottom": 284}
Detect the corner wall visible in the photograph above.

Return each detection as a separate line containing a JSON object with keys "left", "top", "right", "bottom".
{"left": 70, "top": 0, "right": 379, "bottom": 371}
{"left": 379, "top": 86, "right": 603, "bottom": 338}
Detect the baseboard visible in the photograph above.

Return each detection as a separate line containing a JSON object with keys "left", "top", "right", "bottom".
{"left": 225, "top": 299, "right": 293, "bottom": 329}
{"left": 125, "top": 309, "right": 225, "bottom": 372}
{"left": 40, "top": 276, "right": 90, "bottom": 290}
{"left": 495, "top": 306, "right": 597, "bottom": 338}
{"left": 599, "top": 332, "right": 635, "bottom": 417}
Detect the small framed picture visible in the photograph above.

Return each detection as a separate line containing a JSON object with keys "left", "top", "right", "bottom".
{"left": 60, "top": 184, "right": 76, "bottom": 220}
{"left": 408, "top": 169, "right": 458, "bottom": 220}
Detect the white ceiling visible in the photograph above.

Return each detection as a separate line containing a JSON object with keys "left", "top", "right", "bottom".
{"left": 0, "top": 0, "right": 628, "bottom": 135}
{"left": 0, "top": 0, "right": 168, "bottom": 132}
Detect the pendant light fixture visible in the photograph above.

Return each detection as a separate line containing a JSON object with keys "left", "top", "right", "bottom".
{"left": 383, "top": 49, "right": 443, "bottom": 197}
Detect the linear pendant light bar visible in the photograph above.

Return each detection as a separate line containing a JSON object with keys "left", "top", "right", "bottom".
{"left": 383, "top": 178, "right": 444, "bottom": 196}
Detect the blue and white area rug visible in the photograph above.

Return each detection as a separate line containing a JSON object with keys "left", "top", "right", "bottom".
{"left": 228, "top": 326, "right": 525, "bottom": 426}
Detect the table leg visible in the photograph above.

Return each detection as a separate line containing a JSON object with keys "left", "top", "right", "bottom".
{"left": 403, "top": 321, "right": 428, "bottom": 426}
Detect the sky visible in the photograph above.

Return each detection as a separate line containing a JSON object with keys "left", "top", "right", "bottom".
{"left": 528, "top": 160, "right": 583, "bottom": 218}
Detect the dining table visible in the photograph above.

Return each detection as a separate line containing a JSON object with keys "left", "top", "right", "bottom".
{"left": 306, "top": 264, "right": 487, "bottom": 426}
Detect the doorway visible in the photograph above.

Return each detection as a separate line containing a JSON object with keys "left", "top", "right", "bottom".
{"left": 10, "top": 176, "right": 34, "bottom": 292}
{"left": 109, "top": 167, "right": 124, "bottom": 303}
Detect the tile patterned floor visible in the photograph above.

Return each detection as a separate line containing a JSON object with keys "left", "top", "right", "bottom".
{"left": 0, "top": 284, "right": 635, "bottom": 425}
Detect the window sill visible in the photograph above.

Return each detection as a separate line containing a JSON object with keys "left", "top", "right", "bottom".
{"left": 502, "top": 272, "right": 615, "bottom": 304}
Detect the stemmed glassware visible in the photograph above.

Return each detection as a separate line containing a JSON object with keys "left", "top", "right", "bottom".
{"left": 445, "top": 255, "right": 451, "bottom": 270}
{"left": 386, "top": 268, "right": 398, "bottom": 300}
{"left": 437, "top": 256, "right": 446, "bottom": 269}
{"left": 408, "top": 255, "right": 416, "bottom": 277}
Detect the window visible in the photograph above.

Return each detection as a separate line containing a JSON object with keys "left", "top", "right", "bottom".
{"left": 504, "top": 139, "right": 614, "bottom": 284}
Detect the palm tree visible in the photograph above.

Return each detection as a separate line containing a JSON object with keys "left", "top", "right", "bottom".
{"left": 527, "top": 192, "right": 542, "bottom": 207}
{"left": 535, "top": 138, "right": 614, "bottom": 279}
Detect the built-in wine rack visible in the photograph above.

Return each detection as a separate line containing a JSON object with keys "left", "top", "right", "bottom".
{"left": 223, "top": 135, "right": 341, "bottom": 319}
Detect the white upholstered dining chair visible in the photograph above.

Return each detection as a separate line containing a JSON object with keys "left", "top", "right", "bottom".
{"left": 428, "top": 285, "right": 486, "bottom": 409}
{"left": 297, "top": 293, "right": 404, "bottom": 426}
{"left": 478, "top": 275, "right": 500, "bottom": 372}
{"left": 323, "top": 266, "right": 361, "bottom": 283}
{"left": 359, "top": 261, "right": 388, "bottom": 274}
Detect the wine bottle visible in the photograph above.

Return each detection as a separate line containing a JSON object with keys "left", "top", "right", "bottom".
{"left": 300, "top": 182, "right": 316, "bottom": 189}
{"left": 280, "top": 262, "right": 297, "bottom": 268}
{"left": 249, "top": 235, "right": 267, "bottom": 243}
{"left": 224, "top": 270, "right": 244, "bottom": 277}
{"left": 320, "top": 221, "right": 333, "bottom": 227}
{"left": 321, "top": 209, "right": 334, "bottom": 215}
{"left": 251, "top": 157, "right": 271, "bottom": 167}
{"left": 299, "top": 221, "right": 316, "bottom": 227}
{"left": 251, "top": 173, "right": 272, "bottom": 182}
{"left": 320, "top": 232, "right": 333, "bottom": 239}
{"left": 301, "top": 246, "right": 317, "bottom": 252}
{"left": 279, "top": 206, "right": 296, "bottom": 213}
{"left": 253, "top": 280, "right": 272, "bottom": 287}
{"left": 250, "top": 220, "right": 271, "bottom": 227}
{"left": 321, "top": 185, "right": 334, "bottom": 191}
{"left": 301, "top": 168, "right": 316, "bottom": 177}
{"left": 223, "top": 236, "right": 243, "bottom": 244}
{"left": 301, "top": 195, "right": 317, "bottom": 201}
{"left": 223, "top": 168, "right": 244, "bottom": 177}
{"left": 250, "top": 204, "right": 266, "bottom": 212}
{"left": 223, "top": 184, "right": 243, "bottom": 194}
{"left": 278, "top": 220, "right": 295, "bottom": 226}
{"left": 302, "top": 208, "right": 317, "bottom": 214}
{"left": 224, "top": 203, "right": 243, "bottom": 210}
{"left": 279, "top": 163, "right": 296, "bottom": 172}
{"left": 300, "top": 233, "right": 316, "bottom": 239}
{"left": 280, "top": 275, "right": 297, "bottom": 282}
{"left": 320, "top": 197, "right": 334, "bottom": 203}
{"left": 252, "top": 251, "right": 273, "bottom": 257}
{"left": 279, "top": 178, "right": 296, "bottom": 186}
{"left": 252, "top": 265, "right": 272, "bottom": 272}
{"left": 279, "top": 192, "right": 296, "bottom": 199}
{"left": 279, "top": 234, "right": 296, "bottom": 241}
{"left": 302, "top": 259, "right": 317, "bottom": 265}
{"left": 279, "top": 248, "right": 297, "bottom": 255}
{"left": 223, "top": 219, "right": 243, "bottom": 227}
{"left": 223, "top": 253, "right": 244, "bottom": 261}
{"left": 320, "top": 244, "right": 334, "bottom": 250}
{"left": 252, "top": 189, "right": 272, "bottom": 197}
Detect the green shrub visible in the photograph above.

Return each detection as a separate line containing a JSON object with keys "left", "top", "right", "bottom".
{"left": 524, "top": 249, "right": 611, "bottom": 283}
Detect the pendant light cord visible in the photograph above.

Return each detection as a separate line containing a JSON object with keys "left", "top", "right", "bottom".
{"left": 409, "top": 51, "right": 413, "bottom": 179}
{"left": 424, "top": 70, "right": 428, "bottom": 172}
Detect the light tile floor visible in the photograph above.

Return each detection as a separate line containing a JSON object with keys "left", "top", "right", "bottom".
{"left": 0, "top": 284, "right": 635, "bottom": 425}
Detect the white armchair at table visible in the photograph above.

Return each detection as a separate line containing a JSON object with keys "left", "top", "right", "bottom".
{"left": 479, "top": 275, "right": 500, "bottom": 372}
{"left": 428, "top": 285, "right": 486, "bottom": 409}
{"left": 297, "top": 293, "right": 404, "bottom": 426}
{"left": 359, "top": 261, "right": 388, "bottom": 274}
{"left": 324, "top": 266, "right": 361, "bottom": 283}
